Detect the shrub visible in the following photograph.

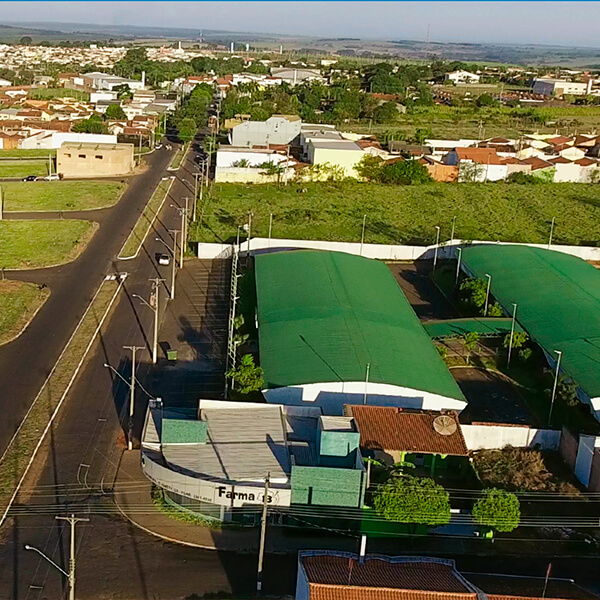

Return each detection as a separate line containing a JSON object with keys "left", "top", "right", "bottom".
{"left": 225, "top": 354, "right": 264, "bottom": 394}
{"left": 372, "top": 475, "right": 451, "bottom": 526}
{"left": 459, "top": 277, "right": 486, "bottom": 312}
{"left": 379, "top": 159, "right": 433, "bottom": 185}
{"left": 518, "top": 347, "right": 532, "bottom": 362}
{"left": 472, "top": 488, "right": 520, "bottom": 532}
{"left": 487, "top": 302, "right": 504, "bottom": 317}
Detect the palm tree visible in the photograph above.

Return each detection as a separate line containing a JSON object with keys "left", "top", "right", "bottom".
{"left": 260, "top": 160, "right": 285, "bottom": 186}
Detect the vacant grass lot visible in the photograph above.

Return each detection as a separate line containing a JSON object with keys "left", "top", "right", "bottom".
{"left": 2, "top": 181, "right": 125, "bottom": 212}
{"left": 191, "top": 182, "right": 600, "bottom": 246}
{"left": 0, "top": 149, "right": 56, "bottom": 158}
{"left": 0, "top": 220, "right": 98, "bottom": 269}
{"left": 28, "top": 87, "right": 90, "bottom": 101}
{"left": 0, "top": 280, "right": 50, "bottom": 345}
{"left": 0, "top": 160, "right": 49, "bottom": 179}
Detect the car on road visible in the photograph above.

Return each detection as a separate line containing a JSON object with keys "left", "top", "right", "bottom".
{"left": 43, "top": 174, "right": 60, "bottom": 181}
{"left": 157, "top": 253, "right": 171, "bottom": 266}
{"left": 22, "top": 175, "right": 39, "bottom": 182}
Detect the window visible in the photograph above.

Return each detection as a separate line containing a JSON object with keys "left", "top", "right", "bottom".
{"left": 95, "top": 155, "right": 103, "bottom": 160}
{"left": 64, "top": 153, "right": 71, "bottom": 158}
{"left": 78, "top": 154, "right": 86, "bottom": 159}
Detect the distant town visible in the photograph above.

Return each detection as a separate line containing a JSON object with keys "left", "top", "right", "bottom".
{"left": 1, "top": 23, "right": 600, "bottom": 600}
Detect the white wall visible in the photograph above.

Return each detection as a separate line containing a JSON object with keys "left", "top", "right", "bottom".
{"left": 263, "top": 381, "right": 467, "bottom": 416}
{"left": 462, "top": 424, "right": 561, "bottom": 451}
{"left": 22, "top": 132, "right": 117, "bottom": 149}
{"left": 216, "top": 149, "right": 288, "bottom": 168}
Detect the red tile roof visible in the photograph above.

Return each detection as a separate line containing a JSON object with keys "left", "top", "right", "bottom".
{"left": 454, "top": 147, "right": 503, "bottom": 165}
{"left": 345, "top": 406, "right": 468, "bottom": 456}
{"left": 302, "top": 555, "right": 477, "bottom": 600}
{"left": 575, "top": 157, "right": 598, "bottom": 166}
{"left": 547, "top": 136, "right": 572, "bottom": 146}
{"left": 548, "top": 156, "right": 572, "bottom": 164}
{"left": 520, "top": 157, "right": 553, "bottom": 171}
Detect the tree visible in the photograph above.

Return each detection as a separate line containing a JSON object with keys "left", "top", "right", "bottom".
{"left": 355, "top": 155, "right": 385, "bottom": 182}
{"left": 459, "top": 277, "right": 487, "bottom": 313}
{"left": 260, "top": 160, "right": 286, "bottom": 186}
{"left": 413, "top": 128, "right": 433, "bottom": 145}
{"left": 177, "top": 117, "right": 197, "bottom": 143}
{"left": 503, "top": 331, "right": 528, "bottom": 350}
{"left": 225, "top": 354, "right": 264, "bottom": 394}
{"left": 476, "top": 94, "right": 496, "bottom": 107}
{"left": 545, "top": 374, "right": 579, "bottom": 408}
{"left": 373, "top": 101, "right": 400, "bottom": 124}
{"left": 20, "top": 36, "right": 33, "bottom": 46}
{"left": 487, "top": 302, "right": 504, "bottom": 317}
{"left": 380, "top": 159, "right": 432, "bottom": 185}
{"left": 462, "top": 332, "right": 480, "bottom": 364}
{"left": 72, "top": 114, "right": 106, "bottom": 134}
{"left": 372, "top": 475, "right": 450, "bottom": 526}
{"left": 506, "top": 171, "right": 541, "bottom": 185}
{"left": 202, "top": 136, "right": 218, "bottom": 157}
{"left": 104, "top": 103, "right": 126, "bottom": 120}
{"left": 459, "top": 161, "right": 485, "bottom": 182}
{"left": 472, "top": 488, "right": 520, "bottom": 533}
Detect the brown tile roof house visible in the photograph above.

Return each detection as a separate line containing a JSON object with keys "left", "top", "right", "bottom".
{"left": 298, "top": 554, "right": 479, "bottom": 600}
{"left": 345, "top": 406, "right": 468, "bottom": 456}
{"left": 451, "top": 147, "right": 503, "bottom": 165}
{"left": 520, "top": 156, "right": 554, "bottom": 171}
{"left": 547, "top": 136, "right": 573, "bottom": 146}
{"left": 575, "top": 157, "right": 598, "bottom": 167}
{"left": 548, "top": 156, "right": 572, "bottom": 164}
{"left": 297, "top": 553, "right": 600, "bottom": 600}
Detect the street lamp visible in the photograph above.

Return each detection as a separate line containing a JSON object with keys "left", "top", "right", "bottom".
{"left": 548, "top": 350, "right": 563, "bottom": 427}
{"left": 450, "top": 215, "right": 457, "bottom": 242}
{"left": 484, "top": 273, "right": 492, "bottom": 316}
{"left": 433, "top": 225, "right": 441, "bottom": 272}
{"left": 156, "top": 235, "right": 177, "bottom": 300}
{"left": 24, "top": 544, "right": 69, "bottom": 579}
{"left": 548, "top": 216, "right": 555, "bottom": 249}
{"left": 455, "top": 247, "right": 462, "bottom": 285}
{"left": 507, "top": 303, "right": 518, "bottom": 368}
{"left": 132, "top": 292, "right": 159, "bottom": 364}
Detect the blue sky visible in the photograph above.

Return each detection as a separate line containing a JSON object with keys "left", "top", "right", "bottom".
{"left": 3, "top": 2, "right": 600, "bottom": 47}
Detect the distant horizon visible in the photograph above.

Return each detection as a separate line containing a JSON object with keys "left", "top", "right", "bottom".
{"left": 2, "top": 2, "right": 600, "bottom": 49}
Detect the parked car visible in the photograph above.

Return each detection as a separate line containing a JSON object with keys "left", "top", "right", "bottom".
{"left": 43, "top": 174, "right": 60, "bottom": 181}
{"left": 22, "top": 175, "right": 39, "bottom": 182}
{"left": 157, "top": 253, "right": 171, "bottom": 266}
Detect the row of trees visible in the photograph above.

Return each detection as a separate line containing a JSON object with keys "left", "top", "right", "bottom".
{"left": 168, "top": 82, "right": 214, "bottom": 142}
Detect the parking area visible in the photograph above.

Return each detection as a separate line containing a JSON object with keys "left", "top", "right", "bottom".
{"left": 387, "top": 261, "right": 457, "bottom": 321}
{"left": 453, "top": 367, "right": 538, "bottom": 426}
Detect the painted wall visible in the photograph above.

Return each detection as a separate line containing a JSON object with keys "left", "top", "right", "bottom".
{"left": 309, "top": 144, "right": 365, "bottom": 178}
{"left": 22, "top": 132, "right": 118, "bottom": 149}
{"left": 263, "top": 381, "right": 467, "bottom": 416}
{"left": 290, "top": 465, "right": 364, "bottom": 507}
{"left": 461, "top": 424, "right": 561, "bottom": 451}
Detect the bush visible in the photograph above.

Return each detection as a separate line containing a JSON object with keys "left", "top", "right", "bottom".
{"left": 518, "top": 347, "right": 532, "bottom": 362}
{"left": 225, "top": 354, "right": 264, "bottom": 394}
{"left": 472, "top": 447, "right": 579, "bottom": 494}
{"left": 380, "top": 159, "right": 433, "bottom": 185}
{"left": 506, "top": 171, "right": 542, "bottom": 185}
{"left": 372, "top": 475, "right": 451, "bottom": 526}
{"left": 459, "top": 277, "right": 486, "bottom": 312}
{"left": 487, "top": 302, "right": 504, "bottom": 317}
{"left": 472, "top": 488, "right": 520, "bottom": 532}
{"left": 503, "top": 331, "right": 528, "bottom": 349}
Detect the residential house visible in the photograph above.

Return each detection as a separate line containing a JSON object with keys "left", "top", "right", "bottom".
{"left": 307, "top": 138, "right": 365, "bottom": 177}
{"left": 0, "top": 78, "right": 11, "bottom": 87}
{"left": 215, "top": 146, "right": 295, "bottom": 183}
{"left": 443, "top": 147, "right": 507, "bottom": 181}
{"left": 230, "top": 114, "right": 302, "bottom": 147}
{"left": 519, "top": 156, "right": 555, "bottom": 181}
{"left": 445, "top": 70, "right": 480, "bottom": 84}
{"left": 295, "top": 552, "right": 597, "bottom": 600}
{"left": 21, "top": 131, "right": 117, "bottom": 150}
{"left": 533, "top": 78, "right": 592, "bottom": 97}
{"left": 419, "top": 155, "right": 459, "bottom": 182}
{"left": 81, "top": 72, "right": 145, "bottom": 92}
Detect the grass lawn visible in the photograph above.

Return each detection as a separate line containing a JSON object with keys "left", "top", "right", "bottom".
{"left": 0, "top": 149, "right": 56, "bottom": 158}
{"left": 191, "top": 181, "right": 600, "bottom": 246}
{"left": 28, "top": 87, "right": 90, "bottom": 101}
{"left": 167, "top": 143, "right": 189, "bottom": 170}
{"left": 119, "top": 178, "right": 173, "bottom": 259}
{"left": 0, "top": 280, "right": 50, "bottom": 345}
{"left": 0, "top": 220, "right": 98, "bottom": 269}
{"left": 0, "top": 160, "right": 49, "bottom": 179}
{"left": 1, "top": 181, "right": 125, "bottom": 212}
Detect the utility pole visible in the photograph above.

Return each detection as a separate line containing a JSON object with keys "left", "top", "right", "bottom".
{"left": 168, "top": 230, "right": 179, "bottom": 299}
{"left": 0, "top": 186, "right": 3, "bottom": 220}
{"left": 433, "top": 225, "right": 441, "bottom": 272}
{"left": 455, "top": 247, "right": 462, "bottom": 285}
{"left": 450, "top": 215, "right": 457, "bottom": 242}
{"left": 548, "top": 216, "right": 555, "bottom": 249}
{"left": 360, "top": 214, "right": 367, "bottom": 256}
{"left": 247, "top": 211, "right": 253, "bottom": 255}
{"left": 172, "top": 205, "right": 188, "bottom": 267}
{"left": 484, "top": 273, "right": 492, "bottom": 317}
{"left": 256, "top": 472, "right": 271, "bottom": 594}
{"left": 55, "top": 514, "right": 89, "bottom": 600}
{"left": 507, "top": 303, "right": 518, "bottom": 369}
{"left": 193, "top": 173, "right": 199, "bottom": 221}
{"left": 149, "top": 278, "right": 164, "bottom": 364}
{"left": 123, "top": 345, "right": 144, "bottom": 450}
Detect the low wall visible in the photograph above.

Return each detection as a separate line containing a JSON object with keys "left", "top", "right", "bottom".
{"left": 461, "top": 423, "right": 561, "bottom": 451}
{"left": 196, "top": 237, "right": 600, "bottom": 262}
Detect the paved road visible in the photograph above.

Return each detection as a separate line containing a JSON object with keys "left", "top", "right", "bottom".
{"left": 0, "top": 145, "right": 176, "bottom": 458}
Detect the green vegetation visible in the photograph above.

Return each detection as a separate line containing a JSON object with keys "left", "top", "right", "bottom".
{"left": 0, "top": 280, "right": 50, "bottom": 345}
{"left": 119, "top": 178, "right": 173, "bottom": 259}
{"left": 191, "top": 182, "right": 600, "bottom": 246}
{"left": 356, "top": 155, "right": 432, "bottom": 184}
{"left": 472, "top": 488, "right": 520, "bottom": 533}
{"left": 0, "top": 149, "right": 56, "bottom": 158}
{"left": 1, "top": 181, "right": 124, "bottom": 211}
{"left": 151, "top": 486, "right": 222, "bottom": 528}
{"left": 167, "top": 143, "right": 189, "bottom": 170}
{"left": 28, "top": 87, "right": 89, "bottom": 101}
{"left": 225, "top": 354, "right": 264, "bottom": 394}
{"left": 73, "top": 114, "right": 107, "bottom": 134}
{"left": 372, "top": 475, "right": 451, "bottom": 526}
{"left": 0, "top": 160, "right": 49, "bottom": 179}
{"left": 0, "top": 220, "right": 97, "bottom": 269}
{"left": 0, "top": 276, "right": 121, "bottom": 516}
{"left": 104, "top": 103, "right": 127, "bottom": 120}
{"left": 169, "top": 83, "right": 213, "bottom": 141}
{"left": 472, "top": 447, "right": 579, "bottom": 494}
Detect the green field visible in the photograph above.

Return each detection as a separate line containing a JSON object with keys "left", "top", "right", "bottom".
{"left": 28, "top": 88, "right": 90, "bottom": 101}
{"left": 1, "top": 181, "right": 125, "bottom": 212}
{"left": 0, "top": 149, "right": 56, "bottom": 158}
{"left": 0, "top": 280, "right": 50, "bottom": 345}
{"left": 0, "top": 220, "right": 98, "bottom": 269}
{"left": 0, "top": 160, "right": 49, "bottom": 179}
{"left": 191, "top": 182, "right": 600, "bottom": 246}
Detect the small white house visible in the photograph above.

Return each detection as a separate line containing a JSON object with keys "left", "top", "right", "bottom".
{"left": 445, "top": 70, "right": 480, "bottom": 84}
{"left": 0, "top": 78, "right": 12, "bottom": 88}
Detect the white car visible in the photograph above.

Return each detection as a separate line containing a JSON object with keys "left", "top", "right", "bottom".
{"left": 157, "top": 253, "right": 171, "bottom": 266}
{"left": 44, "top": 174, "right": 60, "bottom": 181}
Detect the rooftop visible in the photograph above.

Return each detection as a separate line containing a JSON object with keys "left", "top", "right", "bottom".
{"left": 346, "top": 406, "right": 468, "bottom": 456}
{"left": 255, "top": 251, "right": 465, "bottom": 403}
{"left": 462, "top": 245, "right": 600, "bottom": 402}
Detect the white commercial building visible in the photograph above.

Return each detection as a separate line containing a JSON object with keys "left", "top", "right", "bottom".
{"left": 21, "top": 131, "right": 118, "bottom": 150}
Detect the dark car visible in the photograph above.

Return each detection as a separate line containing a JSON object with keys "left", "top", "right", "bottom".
{"left": 22, "top": 175, "right": 39, "bottom": 182}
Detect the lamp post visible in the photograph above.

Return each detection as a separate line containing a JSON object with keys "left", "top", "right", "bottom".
{"left": 450, "top": 215, "right": 457, "bottom": 242}
{"left": 433, "top": 225, "right": 441, "bottom": 272}
{"left": 507, "top": 303, "right": 518, "bottom": 368}
{"left": 360, "top": 214, "right": 367, "bottom": 256}
{"left": 484, "top": 273, "right": 492, "bottom": 316}
{"left": 548, "top": 216, "right": 555, "bottom": 249}
{"left": 133, "top": 279, "right": 164, "bottom": 364}
{"left": 548, "top": 350, "right": 563, "bottom": 427}
{"left": 455, "top": 247, "right": 462, "bottom": 285}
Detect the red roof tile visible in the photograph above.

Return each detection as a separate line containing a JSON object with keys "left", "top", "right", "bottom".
{"left": 547, "top": 136, "right": 572, "bottom": 146}
{"left": 345, "top": 406, "right": 468, "bottom": 455}
{"left": 548, "top": 156, "right": 572, "bottom": 164}
{"left": 454, "top": 147, "right": 502, "bottom": 165}
{"left": 520, "top": 157, "right": 553, "bottom": 171}
{"left": 575, "top": 157, "right": 598, "bottom": 166}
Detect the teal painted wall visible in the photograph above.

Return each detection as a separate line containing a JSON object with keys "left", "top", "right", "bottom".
{"left": 318, "top": 430, "right": 360, "bottom": 468}
{"left": 291, "top": 465, "right": 364, "bottom": 507}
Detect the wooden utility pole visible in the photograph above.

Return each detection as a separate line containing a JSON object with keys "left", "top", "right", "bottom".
{"left": 256, "top": 472, "right": 271, "bottom": 594}
{"left": 123, "top": 345, "right": 144, "bottom": 450}
{"left": 55, "top": 514, "right": 89, "bottom": 600}
{"left": 149, "top": 278, "right": 165, "bottom": 364}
